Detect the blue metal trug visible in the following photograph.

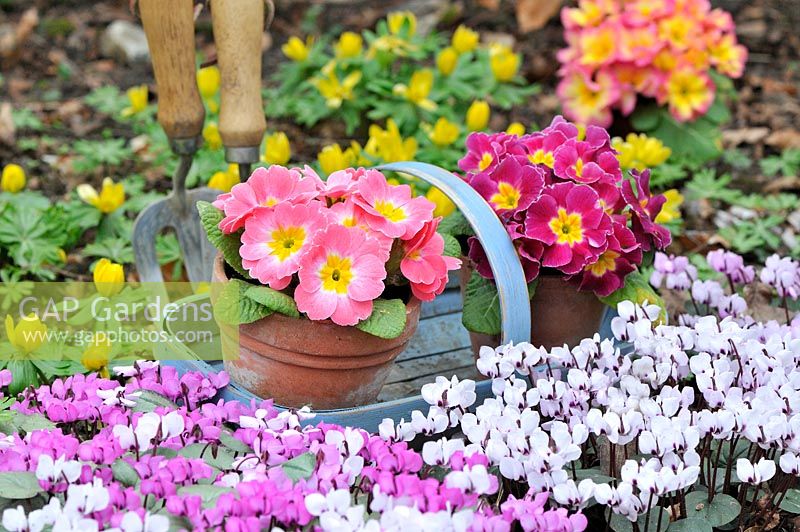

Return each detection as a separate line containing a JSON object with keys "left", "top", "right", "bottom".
{"left": 378, "top": 161, "right": 531, "bottom": 347}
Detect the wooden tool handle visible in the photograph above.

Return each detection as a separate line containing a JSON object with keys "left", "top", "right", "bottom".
{"left": 139, "top": 0, "right": 205, "bottom": 141}
{"left": 211, "top": 0, "right": 267, "bottom": 149}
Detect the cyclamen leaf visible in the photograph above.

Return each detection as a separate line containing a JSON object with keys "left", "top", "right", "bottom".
{"left": 667, "top": 517, "right": 713, "bottom": 532}
{"left": 245, "top": 285, "right": 300, "bottom": 318}
{"left": 281, "top": 452, "right": 317, "bottom": 482}
{"left": 599, "top": 270, "right": 666, "bottom": 323}
{"left": 178, "top": 485, "right": 235, "bottom": 509}
{"left": 356, "top": 298, "right": 407, "bottom": 340}
{"left": 179, "top": 443, "right": 235, "bottom": 470}
{"left": 131, "top": 389, "right": 179, "bottom": 413}
{"left": 219, "top": 431, "right": 253, "bottom": 454}
{"left": 684, "top": 491, "right": 740, "bottom": 527}
{"left": 112, "top": 459, "right": 140, "bottom": 487}
{"left": 196, "top": 201, "right": 249, "bottom": 279}
{"left": 214, "top": 279, "right": 272, "bottom": 326}
{"left": 780, "top": 489, "right": 800, "bottom": 514}
{"left": 0, "top": 472, "right": 43, "bottom": 499}
{"left": 461, "top": 270, "right": 501, "bottom": 336}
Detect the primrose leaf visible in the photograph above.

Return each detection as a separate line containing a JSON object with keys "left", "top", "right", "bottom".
{"left": 245, "top": 285, "right": 300, "bottom": 318}
{"left": 461, "top": 270, "right": 501, "bottom": 336}
{"left": 356, "top": 298, "right": 407, "bottom": 340}
{"left": 197, "top": 201, "right": 249, "bottom": 279}
{"left": 214, "top": 279, "right": 273, "bottom": 326}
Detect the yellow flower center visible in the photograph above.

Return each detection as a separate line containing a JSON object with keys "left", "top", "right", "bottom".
{"left": 574, "top": 158, "right": 585, "bottom": 178}
{"left": 490, "top": 182, "right": 521, "bottom": 211}
{"left": 548, "top": 208, "right": 584, "bottom": 245}
{"left": 268, "top": 226, "right": 306, "bottom": 261}
{"left": 374, "top": 200, "right": 407, "bottom": 222}
{"left": 529, "top": 149, "right": 554, "bottom": 168}
{"left": 479, "top": 152, "right": 494, "bottom": 171}
{"left": 320, "top": 254, "right": 353, "bottom": 294}
{"left": 587, "top": 251, "right": 619, "bottom": 277}
{"left": 262, "top": 197, "right": 279, "bottom": 207}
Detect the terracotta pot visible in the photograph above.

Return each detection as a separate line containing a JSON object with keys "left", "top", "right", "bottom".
{"left": 459, "top": 263, "right": 606, "bottom": 354}
{"left": 212, "top": 255, "right": 421, "bottom": 409}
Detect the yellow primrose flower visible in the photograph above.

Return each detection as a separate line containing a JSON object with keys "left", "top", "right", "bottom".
{"left": 612, "top": 133, "right": 671, "bottom": 171}
{"left": 489, "top": 44, "right": 520, "bottom": 83}
{"left": 452, "top": 25, "right": 479, "bottom": 54}
{"left": 313, "top": 63, "right": 362, "bottom": 109}
{"left": 318, "top": 144, "right": 353, "bottom": 176}
{"left": 263, "top": 132, "right": 291, "bottom": 165}
{"left": 93, "top": 258, "right": 125, "bottom": 298}
{"left": 393, "top": 69, "right": 436, "bottom": 111}
{"left": 436, "top": 47, "right": 458, "bottom": 76}
{"left": 5, "top": 314, "right": 47, "bottom": 354}
{"left": 203, "top": 122, "right": 222, "bottom": 150}
{"left": 81, "top": 332, "right": 111, "bottom": 378}
{"left": 196, "top": 66, "right": 220, "bottom": 100}
{"left": 387, "top": 11, "right": 416, "bottom": 37}
{"left": 427, "top": 117, "right": 460, "bottom": 147}
{"left": 466, "top": 100, "right": 490, "bottom": 131}
{"left": 506, "top": 122, "right": 525, "bottom": 136}
{"left": 1, "top": 163, "right": 26, "bottom": 193}
{"left": 365, "top": 119, "right": 418, "bottom": 163}
{"left": 208, "top": 170, "right": 240, "bottom": 193}
{"left": 655, "top": 189, "right": 684, "bottom": 224}
{"left": 77, "top": 178, "right": 125, "bottom": 214}
{"left": 121, "top": 84, "right": 148, "bottom": 117}
{"left": 426, "top": 187, "right": 456, "bottom": 217}
{"left": 666, "top": 69, "right": 712, "bottom": 122}
{"left": 334, "top": 31, "right": 363, "bottom": 59}
{"left": 282, "top": 36, "right": 313, "bottom": 62}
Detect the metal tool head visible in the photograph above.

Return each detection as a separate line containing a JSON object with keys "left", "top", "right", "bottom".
{"left": 133, "top": 150, "right": 219, "bottom": 284}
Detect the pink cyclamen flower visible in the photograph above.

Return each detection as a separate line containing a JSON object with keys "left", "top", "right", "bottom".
{"left": 401, "top": 219, "right": 461, "bottom": 302}
{"left": 213, "top": 165, "right": 320, "bottom": 234}
{"left": 706, "top": 249, "right": 755, "bottom": 285}
{"left": 575, "top": 218, "right": 641, "bottom": 296}
{"left": 458, "top": 132, "right": 526, "bottom": 174}
{"left": 525, "top": 182, "right": 612, "bottom": 275}
{"left": 621, "top": 169, "right": 671, "bottom": 252}
{"left": 295, "top": 224, "right": 387, "bottom": 326}
{"left": 353, "top": 170, "right": 435, "bottom": 239}
{"left": 240, "top": 201, "right": 328, "bottom": 289}
{"left": 469, "top": 156, "right": 545, "bottom": 214}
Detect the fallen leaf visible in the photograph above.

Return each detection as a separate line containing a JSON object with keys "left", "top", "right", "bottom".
{"left": 0, "top": 103, "right": 15, "bottom": 146}
{"left": 477, "top": 0, "right": 501, "bottom": 9}
{"left": 763, "top": 175, "right": 800, "bottom": 193}
{"left": 765, "top": 128, "right": 800, "bottom": 150}
{"left": 721, "top": 127, "right": 770, "bottom": 146}
{"left": 516, "top": 0, "right": 564, "bottom": 33}
{"left": 0, "top": 8, "right": 39, "bottom": 68}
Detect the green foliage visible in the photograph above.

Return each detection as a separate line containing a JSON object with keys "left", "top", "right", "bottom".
{"left": 281, "top": 452, "right": 317, "bottom": 482}
{"left": 11, "top": 108, "right": 43, "bottom": 131}
{"left": 760, "top": 148, "right": 800, "bottom": 177}
{"left": 461, "top": 270, "right": 502, "bottom": 336}
{"left": 213, "top": 279, "right": 273, "bottom": 326}
{"left": 600, "top": 270, "right": 666, "bottom": 320}
{"left": 72, "top": 138, "right": 133, "bottom": 173}
{"left": 0, "top": 472, "right": 43, "bottom": 499}
{"left": 683, "top": 491, "right": 741, "bottom": 527}
{"left": 245, "top": 285, "right": 300, "bottom": 318}
{"left": 780, "top": 489, "right": 800, "bottom": 513}
{"left": 356, "top": 298, "right": 407, "bottom": 339}
{"left": 197, "top": 201, "right": 249, "bottom": 278}
{"left": 84, "top": 86, "right": 128, "bottom": 115}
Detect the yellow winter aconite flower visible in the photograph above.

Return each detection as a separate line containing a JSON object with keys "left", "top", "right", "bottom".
{"left": 121, "top": 84, "right": 148, "bottom": 117}
{"left": 263, "top": 132, "right": 292, "bottom": 165}
{"left": 77, "top": 178, "right": 125, "bottom": 214}
{"left": 506, "top": 122, "right": 525, "bottom": 136}
{"left": 282, "top": 36, "right": 313, "bottom": 62}
{"left": 452, "top": 25, "right": 479, "bottom": 54}
{"left": 365, "top": 119, "right": 418, "bottom": 163}
{"left": 426, "top": 117, "right": 460, "bottom": 147}
{"left": 196, "top": 66, "right": 221, "bottom": 99}
{"left": 437, "top": 47, "right": 458, "bottom": 76}
{"left": 1, "top": 163, "right": 26, "bottom": 193}
{"left": 203, "top": 122, "right": 222, "bottom": 150}
{"left": 387, "top": 11, "right": 417, "bottom": 37}
{"left": 208, "top": 170, "right": 239, "bottom": 193}
{"left": 426, "top": 187, "right": 456, "bottom": 217}
{"left": 93, "top": 258, "right": 125, "bottom": 298}
{"left": 318, "top": 144, "right": 354, "bottom": 176}
{"left": 466, "top": 100, "right": 490, "bottom": 131}
{"left": 655, "top": 189, "right": 684, "bottom": 224}
{"left": 489, "top": 44, "right": 520, "bottom": 82}
{"left": 313, "top": 62, "right": 362, "bottom": 109}
{"left": 81, "top": 332, "right": 111, "bottom": 378}
{"left": 5, "top": 314, "right": 47, "bottom": 354}
{"left": 612, "top": 133, "right": 671, "bottom": 171}
{"left": 334, "top": 32, "right": 363, "bottom": 59}
{"left": 393, "top": 69, "right": 436, "bottom": 111}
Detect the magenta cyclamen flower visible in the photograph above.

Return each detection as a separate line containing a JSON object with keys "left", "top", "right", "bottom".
{"left": 525, "top": 183, "right": 612, "bottom": 275}
{"left": 213, "top": 165, "right": 320, "bottom": 234}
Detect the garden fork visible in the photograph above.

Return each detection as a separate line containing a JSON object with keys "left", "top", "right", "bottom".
{"left": 132, "top": 0, "right": 217, "bottom": 284}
